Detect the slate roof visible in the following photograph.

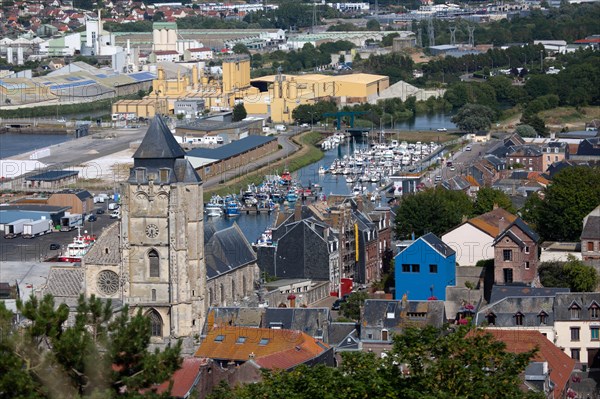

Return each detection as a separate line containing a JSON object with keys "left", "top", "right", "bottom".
{"left": 554, "top": 292, "right": 600, "bottom": 320}
{"left": 327, "top": 322, "right": 358, "bottom": 346}
{"left": 42, "top": 267, "right": 84, "bottom": 297}
{"left": 493, "top": 217, "right": 540, "bottom": 245}
{"left": 489, "top": 286, "right": 569, "bottom": 304}
{"left": 83, "top": 222, "right": 121, "bottom": 265}
{"left": 441, "top": 175, "right": 472, "bottom": 191}
{"left": 205, "top": 223, "right": 256, "bottom": 280}
{"left": 507, "top": 145, "right": 543, "bottom": 157}
{"left": 26, "top": 170, "right": 78, "bottom": 181}
{"left": 133, "top": 116, "right": 186, "bottom": 159}
{"left": 482, "top": 330, "right": 575, "bottom": 399}
{"left": 476, "top": 296, "right": 556, "bottom": 327}
{"left": 186, "top": 135, "right": 276, "bottom": 161}
{"left": 421, "top": 232, "right": 455, "bottom": 258}
{"left": 204, "top": 307, "right": 331, "bottom": 341}
{"left": 361, "top": 299, "right": 445, "bottom": 337}
{"left": 582, "top": 216, "right": 600, "bottom": 239}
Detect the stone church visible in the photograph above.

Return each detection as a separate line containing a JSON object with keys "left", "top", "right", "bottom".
{"left": 80, "top": 117, "right": 257, "bottom": 345}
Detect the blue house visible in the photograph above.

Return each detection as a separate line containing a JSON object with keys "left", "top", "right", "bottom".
{"left": 394, "top": 233, "right": 456, "bottom": 301}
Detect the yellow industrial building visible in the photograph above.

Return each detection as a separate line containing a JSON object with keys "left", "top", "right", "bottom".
{"left": 112, "top": 56, "right": 389, "bottom": 123}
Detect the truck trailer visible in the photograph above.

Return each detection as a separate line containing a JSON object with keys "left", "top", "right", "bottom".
{"left": 22, "top": 219, "right": 53, "bottom": 238}
{"left": 60, "top": 214, "right": 83, "bottom": 232}
{"left": 4, "top": 218, "right": 34, "bottom": 239}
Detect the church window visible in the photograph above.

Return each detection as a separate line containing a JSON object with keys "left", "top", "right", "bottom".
{"left": 135, "top": 168, "right": 146, "bottom": 182}
{"left": 220, "top": 283, "right": 225, "bottom": 304}
{"left": 149, "top": 250, "right": 159, "bottom": 278}
{"left": 209, "top": 288, "right": 213, "bottom": 305}
{"left": 231, "top": 280, "right": 236, "bottom": 301}
{"left": 151, "top": 289, "right": 156, "bottom": 301}
{"left": 148, "top": 309, "right": 162, "bottom": 337}
{"left": 242, "top": 276, "right": 247, "bottom": 296}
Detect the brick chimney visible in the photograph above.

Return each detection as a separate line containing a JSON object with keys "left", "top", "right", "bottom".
{"left": 294, "top": 202, "right": 302, "bottom": 221}
{"left": 498, "top": 216, "right": 507, "bottom": 236}
{"left": 356, "top": 196, "right": 364, "bottom": 212}
{"left": 493, "top": 202, "right": 499, "bottom": 210}
{"left": 287, "top": 294, "right": 296, "bottom": 308}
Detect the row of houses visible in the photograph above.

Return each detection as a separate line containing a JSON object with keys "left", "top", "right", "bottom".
{"left": 255, "top": 196, "right": 393, "bottom": 300}
{"left": 439, "top": 129, "right": 600, "bottom": 199}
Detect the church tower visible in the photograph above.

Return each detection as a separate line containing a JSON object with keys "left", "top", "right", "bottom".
{"left": 120, "top": 117, "right": 205, "bottom": 340}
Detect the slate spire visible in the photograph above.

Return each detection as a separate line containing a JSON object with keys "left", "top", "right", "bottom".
{"left": 133, "top": 116, "right": 185, "bottom": 159}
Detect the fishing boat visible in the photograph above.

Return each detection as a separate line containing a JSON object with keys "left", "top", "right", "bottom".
{"left": 58, "top": 227, "right": 96, "bottom": 262}
{"left": 205, "top": 203, "right": 223, "bottom": 217}
{"left": 224, "top": 200, "right": 241, "bottom": 217}
{"left": 318, "top": 166, "right": 326, "bottom": 175}
{"left": 280, "top": 170, "right": 293, "bottom": 185}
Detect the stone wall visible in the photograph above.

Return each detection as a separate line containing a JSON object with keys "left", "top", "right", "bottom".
{"left": 263, "top": 280, "right": 331, "bottom": 308}
{"left": 206, "top": 263, "right": 259, "bottom": 308}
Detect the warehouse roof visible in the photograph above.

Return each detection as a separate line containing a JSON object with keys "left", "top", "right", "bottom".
{"left": 26, "top": 170, "right": 78, "bottom": 181}
{"left": 186, "top": 135, "right": 276, "bottom": 161}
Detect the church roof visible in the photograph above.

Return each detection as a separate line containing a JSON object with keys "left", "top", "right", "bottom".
{"left": 205, "top": 223, "right": 256, "bottom": 279}
{"left": 133, "top": 116, "right": 186, "bottom": 159}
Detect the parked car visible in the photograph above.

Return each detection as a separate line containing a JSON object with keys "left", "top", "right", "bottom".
{"left": 435, "top": 175, "right": 442, "bottom": 182}
{"left": 436, "top": 127, "right": 447, "bottom": 132}
{"left": 331, "top": 299, "right": 345, "bottom": 311}
{"left": 95, "top": 208, "right": 105, "bottom": 214}
{"left": 87, "top": 215, "right": 97, "bottom": 222}
{"left": 49, "top": 243, "right": 60, "bottom": 250}
{"left": 450, "top": 165, "right": 456, "bottom": 171}
{"left": 465, "top": 145, "right": 472, "bottom": 151}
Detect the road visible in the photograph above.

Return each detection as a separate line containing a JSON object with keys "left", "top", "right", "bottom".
{"left": 423, "top": 139, "right": 499, "bottom": 188}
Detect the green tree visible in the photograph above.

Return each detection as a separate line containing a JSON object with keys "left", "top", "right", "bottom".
{"left": 564, "top": 256, "right": 598, "bottom": 292}
{"left": 391, "top": 326, "right": 542, "bottom": 399}
{"left": 395, "top": 188, "right": 473, "bottom": 239}
{"left": 451, "top": 103, "right": 495, "bottom": 133}
{"left": 232, "top": 43, "right": 250, "bottom": 55}
{"left": 340, "top": 292, "right": 368, "bottom": 320}
{"left": 514, "top": 124, "right": 537, "bottom": 138}
{"left": 232, "top": 103, "right": 247, "bottom": 122}
{"left": 540, "top": 256, "right": 598, "bottom": 292}
{"left": 213, "top": 326, "right": 542, "bottom": 399}
{"left": 366, "top": 19, "right": 381, "bottom": 31}
{"left": 528, "top": 166, "right": 600, "bottom": 241}
{"left": 473, "top": 188, "right": 515, "bottom": 215}
{"left": 520, "top": 113, "right": 548, "bottom": 137}
{"left": 3, "top": 295, "right": 182, "bottom": 398}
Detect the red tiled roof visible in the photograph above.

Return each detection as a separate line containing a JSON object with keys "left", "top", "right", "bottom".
{"left": 575, "top": 38, "right": 600, "bottom": 44}
{"left": 481, "top": 329, "right": 575, "bottom": 398}
{"left": 188, "top": 47, "right": 212, "bottom": 52}
{"left": 154, "top": 357, "right": 207, "bottom": 397}
{"left": 154, "top": 50, "right": 179, "bottom": 55}
{"left": 194, "top": 326, "right": 329, "bottom": 370}
{"left": 468, "top": 208, "right": 518, "bottom": 237}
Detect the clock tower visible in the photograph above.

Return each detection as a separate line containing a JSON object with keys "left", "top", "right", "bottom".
{"left": 119, "top": 116, "right": 205, "bottom": 341}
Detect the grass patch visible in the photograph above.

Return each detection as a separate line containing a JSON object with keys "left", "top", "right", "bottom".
{"left": 203, "top": 131, "right": 324, "bottom": 202}
{"left": 539, "top": 106, "right": 600, "bottom": 125}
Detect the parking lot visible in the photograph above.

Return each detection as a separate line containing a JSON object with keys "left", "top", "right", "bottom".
{"left": 0, "top": 204, "right": 118, "bottom": 263}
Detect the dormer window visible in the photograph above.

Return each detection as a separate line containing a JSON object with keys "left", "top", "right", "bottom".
{"left": 487, "top": 313, "right": 496, "bottom": 325}
{"left": 538, "top": 311, "right": 548, "bottom": 325}
{"left": 159, "top": 168, "right": 170, "bottom": 183}
{"left": 570, "top": 303, "right": 581, "bottom": 320}
{"left": 135, "top": 168, "right": 146, "bottom": 182}
{"left": 514, "top": 312, "right": 524, "bottom": 326}
{"left": 589, "top": 303, "right": 600, "bottom": 319}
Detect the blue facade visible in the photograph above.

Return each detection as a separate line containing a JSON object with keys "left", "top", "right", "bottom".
{"left": 394, "top": 234, "right": 456, "bottom": 301}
